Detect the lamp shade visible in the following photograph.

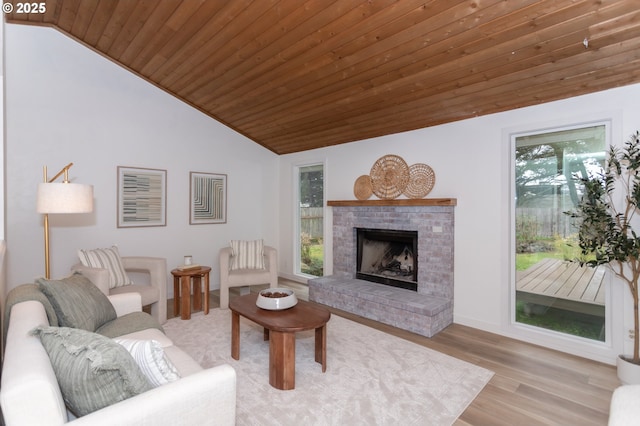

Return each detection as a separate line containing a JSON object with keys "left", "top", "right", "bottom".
{"left": 37, "top": 182, "right": 94, "bottom": 214}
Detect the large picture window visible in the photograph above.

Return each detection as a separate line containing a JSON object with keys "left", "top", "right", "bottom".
{"left": 513, "top": 123, "right": 608, "bottom": 341}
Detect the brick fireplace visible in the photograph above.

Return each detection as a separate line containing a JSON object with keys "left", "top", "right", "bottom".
{"left": 309, "top": 198, "right": 456, "bottom": 337}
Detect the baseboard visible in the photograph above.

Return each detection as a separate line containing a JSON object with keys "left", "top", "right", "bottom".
{"left": 278, "top": 272, "right": 309, "bottom": 284}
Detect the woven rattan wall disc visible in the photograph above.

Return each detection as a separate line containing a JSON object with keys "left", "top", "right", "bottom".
{"left": 353, "top": 175, "right": 373, "bottom": 200}
{"left": 404, "top": 163, "right": 436, "bottom": 199}
{"left": 370, "top": 154, "right": 410, "bottom": 199}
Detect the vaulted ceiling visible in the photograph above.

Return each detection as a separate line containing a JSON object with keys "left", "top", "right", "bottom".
{"left": 6, "top": 1, "right": 640, "bottom": 154}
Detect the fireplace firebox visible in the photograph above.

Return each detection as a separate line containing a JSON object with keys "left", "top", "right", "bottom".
{"left": 356, "top": 228, "right": 418, "bottom": 291}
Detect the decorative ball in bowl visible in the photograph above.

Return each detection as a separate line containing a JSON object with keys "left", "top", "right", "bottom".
{"left": 256, "top": 288, "right": 298, "bottom": 310}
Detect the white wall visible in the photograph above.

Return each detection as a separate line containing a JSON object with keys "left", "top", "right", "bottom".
{"left": 4, "top": 24, "right": 279, "bottom": 295}
{"left": 279, "top": 83, "right": 640, "bottom": 364}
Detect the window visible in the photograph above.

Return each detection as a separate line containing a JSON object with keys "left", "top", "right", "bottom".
{"left": 513, "top": 123, "right": 608, "bottom": 341}
{"left": 295, "top": 164, "right": 324, "bottom": 277}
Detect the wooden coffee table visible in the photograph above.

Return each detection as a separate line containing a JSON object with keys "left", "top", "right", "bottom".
{"left": 229, "top": 293, "right": 331, "bottom": 390}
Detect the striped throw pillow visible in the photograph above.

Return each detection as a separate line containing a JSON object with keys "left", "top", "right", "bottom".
{"left": 230, "top": 239, "right": 266, "bottom": 270}
{"left": 114, "top": 338, "right": 180, "bottom": 387}
{"left": 78, "top": 246, "right": 133, "bottom": 289}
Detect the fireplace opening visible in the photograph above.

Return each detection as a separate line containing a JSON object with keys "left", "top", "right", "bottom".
{"left": 356, "top": 228, "right": 418, "bottom": 291}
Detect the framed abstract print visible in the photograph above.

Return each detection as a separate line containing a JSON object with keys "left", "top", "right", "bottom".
{"left": 117, "top": 166, "right": 167, "bottom": 228}
{"left": 190, "top": 172, "right": 227, "bottom": 224}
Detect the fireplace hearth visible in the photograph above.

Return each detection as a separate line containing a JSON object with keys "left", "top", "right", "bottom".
{"left": 309, "top": 198, "right": 456, "bottom": 337}
{"left": 356, "top": 228, "right": 418, "bottom": 291}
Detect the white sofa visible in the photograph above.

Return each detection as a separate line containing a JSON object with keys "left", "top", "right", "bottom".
{"left": 609, "top": 385, "right": 640, "bottom": 425}
{"left": 1, "top": 292, "right": 236, "bottom": 425}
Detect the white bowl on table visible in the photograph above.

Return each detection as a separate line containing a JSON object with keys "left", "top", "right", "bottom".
{"left": 256, "top": 288, "right": 298, "bottom": 310}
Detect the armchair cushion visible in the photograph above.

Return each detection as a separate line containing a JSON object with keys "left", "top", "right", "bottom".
{"left": 109, "top": 284, "right": 159, "bottom": 307}
{"left": 230, "top": 239, "right": 265, "bottom": 270}
{"left": 37, "top": 273, "right": 117, "bottom": 332}
{"left": 78, "top": 246, "right": 133, "bottom": 289}
{"left": 114, "top": 338, "right": 180, "bottom": 387}
{"left": 30, "top": 326, "right": 153, "bottom": 418}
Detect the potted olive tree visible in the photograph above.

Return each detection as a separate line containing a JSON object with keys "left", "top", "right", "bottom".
{"left": 565, "top": 130, "right": 640, "bottom": 384}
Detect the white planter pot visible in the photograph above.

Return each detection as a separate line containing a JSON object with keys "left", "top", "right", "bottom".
{"left": 617, "top": 355, "right": 640, "bottom": 384}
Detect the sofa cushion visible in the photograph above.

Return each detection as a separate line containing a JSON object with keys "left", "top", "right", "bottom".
{"left": 162, "top": 345, "right": 204, "bottom": 377}
{"left": 114, "top": 338, "right": 181, "bottom": 387}
{"left": 230, "top": 239, "right": 265, "bottom": 270}
{"left": 77, "top": 246, "right": 133, "bottom": 289}
{"left": 31, "top": 326, "right": 153, "bottom": 417}
{"left": 37, "top": 273, "right": 117, "bottom": 332}
{"left": 95, "top": 311, "right": 164, "bottom": 338}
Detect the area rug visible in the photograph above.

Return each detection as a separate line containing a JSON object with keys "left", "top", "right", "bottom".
{"left": 163, "top": 309, "right": 493, "bottom": 425}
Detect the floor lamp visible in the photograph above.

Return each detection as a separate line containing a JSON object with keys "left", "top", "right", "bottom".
{"left": 36, "top": 163, "right": 93, "bottom": 279}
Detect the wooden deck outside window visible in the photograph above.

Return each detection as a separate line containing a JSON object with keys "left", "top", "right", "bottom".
{"left": 516, "top": 258, "right": 606, "bottom": 316}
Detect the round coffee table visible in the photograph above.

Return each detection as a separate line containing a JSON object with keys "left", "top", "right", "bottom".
{"left": 229, "top": 292, "right": 331, "bottom": 390}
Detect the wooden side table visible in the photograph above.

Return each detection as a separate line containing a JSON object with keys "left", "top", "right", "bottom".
{"left": 171, "top": 266, "right": 211, "bottom": 320}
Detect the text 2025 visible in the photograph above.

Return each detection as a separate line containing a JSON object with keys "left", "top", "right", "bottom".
{"left": 16, "top": 2, "right": 46, "bottom": 14}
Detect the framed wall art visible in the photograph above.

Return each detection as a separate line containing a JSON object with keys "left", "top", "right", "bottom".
{"left": 190, "top": 172, "right": 227, "bottom": 224}
{"left": 117, "top": 166, "right": 167, "bottom": 228}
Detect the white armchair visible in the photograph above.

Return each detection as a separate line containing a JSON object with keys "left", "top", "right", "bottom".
{"left": 219, "top": 245, "right": 278, "bottom": 309}
{"left": 72, "top": 257, "right": 167, "bottom": 324}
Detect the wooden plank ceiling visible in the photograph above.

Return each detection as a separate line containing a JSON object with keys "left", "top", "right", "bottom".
{"left": 6, "top": 0, "right": 640, "bottom": 155}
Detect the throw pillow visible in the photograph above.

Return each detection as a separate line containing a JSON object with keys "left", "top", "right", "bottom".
{"left": 114, "top": 338, "right": 181, "bottom": 387}
{"left": 37, "top": 273, "right": 117, "bottom": 332}
{"left": 77, "top": 246, "right": 133, "bottom": 289}
{"left": 230, "top": 239, "right": 265, "bottom": 270}
{"left": 31, "top": 326, "right": 153, "bottom": 417}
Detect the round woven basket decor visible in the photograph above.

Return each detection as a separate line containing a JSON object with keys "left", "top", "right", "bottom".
{"left": 404, "top": 163, "right": 436, "bottom": 199}
{"left": 370, "top": 154, "right": 410, "bottom": 199}
{"left": 353, "top": 175, "right": 373, "bottom": 200}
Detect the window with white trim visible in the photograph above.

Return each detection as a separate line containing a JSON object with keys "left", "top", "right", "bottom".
{"left": 295, "top": 163, "right": 324, "bottom": 277}
{"left": 513, "top": 123, "right": 608, "bottom": 342}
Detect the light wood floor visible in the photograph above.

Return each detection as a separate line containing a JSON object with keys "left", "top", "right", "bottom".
{"left": 168, "top": 280, "right": 619, "bottom": 426}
